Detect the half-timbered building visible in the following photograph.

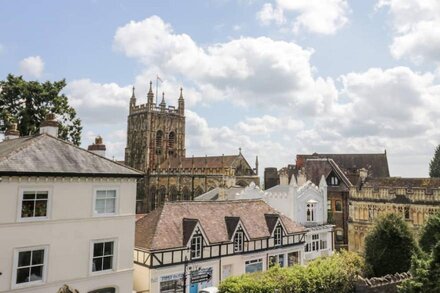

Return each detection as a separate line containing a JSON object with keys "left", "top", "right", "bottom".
{"left": 134, "top": 200, "right": 307, "bottom": 293}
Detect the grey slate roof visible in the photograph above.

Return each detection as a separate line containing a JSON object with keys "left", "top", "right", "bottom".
{"left": 0, "top": 134, "right": 143, "bottom": 177}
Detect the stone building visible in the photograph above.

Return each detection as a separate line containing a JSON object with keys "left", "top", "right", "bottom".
{"left": 124, "top": 82, "right": 259, "bottom": 213}
{"left": 290, "top": 152, "right": 390, "bottom": 249}
{"left": 349, "top": 177, "right": 440, "bottom": 253}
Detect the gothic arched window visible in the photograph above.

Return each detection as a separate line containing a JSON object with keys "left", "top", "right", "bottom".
{"left": 156, "top": 130, "right": 163, "bottom": 155}
{"left": 158, "top": 186, "right": 166, "bottom": 206}
{"left": 182, "top": 186, "right": 191, "bottom": 200}
{"left": 168, "top": 132, "right": 175, "bottom": 149}
{"left": 306, "top": 202, "right": 316, "bottom": 222}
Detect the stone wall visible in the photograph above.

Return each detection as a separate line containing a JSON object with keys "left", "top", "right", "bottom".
{"left": 355, "top": 272, "right": 411, "bottom": 293}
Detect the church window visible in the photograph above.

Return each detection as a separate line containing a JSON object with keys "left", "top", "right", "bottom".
{"left": 404, "top": 206, "right": 410, "bottom": 220}
{"left": 156, "top": 131, "right": 163, "bottom": 154}
{"left": 168, "top": 132, "right": 175, "bottom": 149}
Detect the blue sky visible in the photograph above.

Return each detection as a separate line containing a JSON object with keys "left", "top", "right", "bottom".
{"left": 1, "top": 0, "right": 440, "bottom": 177}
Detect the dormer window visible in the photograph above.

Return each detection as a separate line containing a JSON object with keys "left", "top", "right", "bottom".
{"left": 274, "top": 226, "right": 282, "bottom": 246}
{"left": 233, "top": 231, "right": 244, "bottom": 252}
{"left": 329, "top": 176, "right": 339, "bottom": 186}
{"left": 306, "top": 201, "right": 317, "bottom": 222}
{"left": 190, "top": 235, "right": 202, "bottom": 259}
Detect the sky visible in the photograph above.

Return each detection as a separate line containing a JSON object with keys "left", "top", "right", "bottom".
{"left": 1, "top": 0, "right": 440, "bottom": 177}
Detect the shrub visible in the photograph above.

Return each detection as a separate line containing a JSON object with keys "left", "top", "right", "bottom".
{"left": 419, "top": 211, "right": 440, "bottom": 254}
{"left": 218, "top": 250, "right": 364, "bottom": 293}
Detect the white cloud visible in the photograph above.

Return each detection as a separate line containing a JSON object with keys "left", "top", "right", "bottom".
{"left": 19, "top": 56, "right": 44, "bottom": 78}
{"left": 377, "top": 0, "right": 440, "bottom": 64}
{"left": 257, "top": 3, "right": 286, "bottom": 26}
{"left": 257, "top": 0, "right": 349, "bottom": 35}
{"left": 114, "top": 16, "right": 337, "bottom": 113}
{"left": 65, "top": 79, "right": 131, "bottom": 124}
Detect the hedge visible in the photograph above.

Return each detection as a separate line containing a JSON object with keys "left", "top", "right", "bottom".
{"left": 218, "top": 250, "right": 364, "bottom": 293}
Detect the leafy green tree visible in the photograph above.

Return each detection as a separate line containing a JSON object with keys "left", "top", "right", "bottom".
{"left": 364, "top": 213, "right": 418, "bottom": 277}
{"left": 430, "top": 145, "right": 440, "bottom": 177}
{"left": 419, "top": 211, "right": 440, "bottom": 254}
{"left": 0, "top": 74, "right": 82, "bottom": 145}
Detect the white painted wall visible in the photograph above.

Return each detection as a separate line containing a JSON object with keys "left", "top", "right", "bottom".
{"left": 0, "top": 176, "right": 137, "bottom": 293}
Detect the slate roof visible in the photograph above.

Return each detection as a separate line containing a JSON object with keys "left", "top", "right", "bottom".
{"left": 362, "top": 177, "right": 440, "bottom": 189}
{"left": 0, "top": 134, "right": 143, "bottom": 177}
{"left": 135, "top": 200, "right": 306, "bottom": 251}
{"left": 297, "top": 153, "right": 390, "bottom": 185}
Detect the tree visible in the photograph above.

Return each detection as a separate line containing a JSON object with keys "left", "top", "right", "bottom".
{"left": 419, "top": 211, "right": 440, "bottom": 254}
{"left": 0, "top": 74, "right": 81, "bottom": 145}
{"left": 429, "top": 145, "right": 440, "bottom": 177}
{"left": 364, "top": 213, "right": 418, "bottom": 277}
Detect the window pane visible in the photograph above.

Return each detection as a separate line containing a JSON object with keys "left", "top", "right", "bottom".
{"left": 18, "top": 251, "right": 31, "bottom": 267}
{"left": 30, "top": 266, "right": 43, "bottom": 281}
{"left": 93, "top": 258, "right": 103, "bottom": 272}
{"left": 21, "top": 201, "right": 35, "bottom": 218}
{"left": 23, "top": 192, "right": 36, "bottom": 200}
{"left": 96, "top": 190, "right": 107, "bottom": 199}
{"left": 16, "top": 268, "right": 30, "bottom": 284}
{"left": 104, "top": 242, "right": 113, "bottom": 256}
{"left": 106, "top": 190, "right": 116, "bottom": 198}
{"left": 34, "top": 200, "right": 47, "bottom": 217}
{"left": 36, "top": 192, "right": 48, "bottom": 199}
{"left": 32, "top": 250, "right": 45, "bottom": 265}
{"left": 103, "top": 256, "right": 113, "bottom": 270}
{"left": 94, "top": 243, "right": 104, "bottom": 257}
{"left": 95, "top": 199, "right": 106, "bottom": 214}
{"left": 105, "top": 199, "right": 115, "bottom": 213}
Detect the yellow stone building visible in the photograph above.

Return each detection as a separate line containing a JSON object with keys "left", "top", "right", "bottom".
{"left": 348, "top": 177, "right": 440, "bottom": 253}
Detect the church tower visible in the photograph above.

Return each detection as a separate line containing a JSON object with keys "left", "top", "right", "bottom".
{"left": 124, "top": 81, "right": 186, "bottom": 172}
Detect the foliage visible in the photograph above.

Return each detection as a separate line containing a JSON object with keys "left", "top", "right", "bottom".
{"left": 429, "top": 145, "right": 440, "bottom": 177}
{"left": 364, "top": 213, "right": 418, "bottom": 277}
{"left": 0, "top": 74, "right": 82, "bottom": 145}
{"left": 399, "top": 241, "right": 440, "bottom": 293}
{"left": 218, "top": 250, "right": 364, "bottom": 293}
{"left": 419, "top": 211, "right": 440, "bottom": 254}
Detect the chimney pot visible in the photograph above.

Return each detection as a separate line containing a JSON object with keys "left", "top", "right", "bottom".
{"left": 88, "top": 136, "right": 106, "bottom": 157}
{"left": 40, "top": 113, "right": 59, "bottom": 137}
{"left": 4, "top": 123, "right": 20, "bottom": 140}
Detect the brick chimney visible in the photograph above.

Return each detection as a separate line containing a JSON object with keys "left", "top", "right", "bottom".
{"left": 4, "top": 123, "right": 20, "bottom": 140}
{"left": 40, "top": 113, "right": 59, "bottom": 137}
{"left": 88, "top": 136, "right": 106, "bottom": 157}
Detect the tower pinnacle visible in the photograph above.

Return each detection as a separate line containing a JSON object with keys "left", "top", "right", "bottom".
{"left": 147, "top": 81, "right": 154, "bottom": 105}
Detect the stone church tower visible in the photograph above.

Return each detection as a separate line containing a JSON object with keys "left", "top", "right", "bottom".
{"left": 125, "top": 82, "right": 186, "bottom": 171}
{"left": 125, "top": 81, "right": 260, "bottom": 213}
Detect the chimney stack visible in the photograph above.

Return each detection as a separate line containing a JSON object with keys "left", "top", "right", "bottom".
{"left": 88, "top": 136, "right": 106, "bottom": 157}
{"left": 4, "top": 123, "right": 20, "bottom": 140}
{"left": 40, "top": 113, "right": 59, "bottom": 137}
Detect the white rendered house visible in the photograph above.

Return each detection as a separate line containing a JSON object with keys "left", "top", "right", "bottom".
{"left": 237, "top": 174, "right": 335, "bottom": 262}
{"left": 0, "top": 119, "right": 142, "bottom": 293}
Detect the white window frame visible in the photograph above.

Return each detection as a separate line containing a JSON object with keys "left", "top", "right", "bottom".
{"left": 190, "top": 235, "right": 202, "bottom": 259}
{"left": 93, "top": 187, "right": 119, "bottom": 217}
{"left": 274, "top": 226, "right": 283, "bottom": 246}
{"left": 245, "top": 258, "right": 263, "bottom": 273}
{"left": 233, "top": 231, "right": 244, "bottom": 253}
{"left": 90, "top": 239, "right": 117, "bottom": 275}
{"left": 17, "top": 187, "right": 52, "bottom": 222}
{"left": 306, "top": 203, "right": 316, "bottom": 222}
{"left": 11, "top": 245, "right": 49, "bottom": 289}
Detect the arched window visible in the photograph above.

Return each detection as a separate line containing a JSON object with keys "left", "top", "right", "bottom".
{"left": 156, "top": 130, "right": 163, "bottom": 154}
{"left": 149, "top": 186, "right": 156, "bottom": 210}
{"left": 182, "top": 186, "right": 191, "bottom": 200}
{"left": 194, "top": 186, "right": 204, "bottom": 197}
{"left": 168, "top": 132, "right": 175, "bottom": 149}
{"left": 169, "top": 185, "right": 178, "bottom": 201}
{"left": 158, "top": 186, "right": 166, "bottom": 206}
{"left": 306, "top": 202, "right": 316, "bottom": 222}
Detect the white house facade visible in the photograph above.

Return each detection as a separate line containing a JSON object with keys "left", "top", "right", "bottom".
{"left": 133, "top": 200, "right": 307, "bottom": 293}
{"left": 0, "top": 121, "right": 142, "bottom": 293}
{"left": 237, "top": 174, "right": 335, "bottom": 262}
